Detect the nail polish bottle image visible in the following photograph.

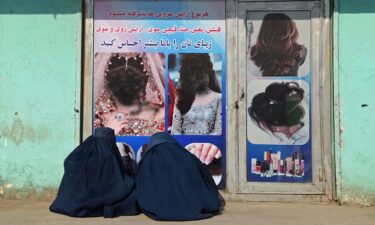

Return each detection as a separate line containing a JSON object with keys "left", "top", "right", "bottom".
{"left": 271, "top": 153, "right": 278, "bottom": 174}
{"left": 295, "top": 151, "right": 300, "bottom": 169}
{"left": 251, "top": 158, "right": 257, "bottom": 174}
{"left": 291, "top": 153, "right": 296, "bottom": 176}
{"left": 260, "top": 161, "right": 269, "bottom": 177}
{"left": 285, "top": 157, "right": 292, "bottom": 177}
{"left": 301, "top": 152, "right": 305, "bottom": 176}
{"left": 264, "top": 151, "right": 268, "bottom": 161}
{"left": 282, "top": 160, "right": 286, "bottom": 175}
{"left": 269, "top": 160, "right": 273, "bottom": 177}
{"left": 267, "top": 150, "right": 272, "bottom": 176}
{"left": 256, "top": 160, "right": 261, "bottom": 174}
{"left": 277, "top": 151, "right": 281, "bottom": 175}
{"left": 267, "top": 150, "right": 271, "bottom": 162}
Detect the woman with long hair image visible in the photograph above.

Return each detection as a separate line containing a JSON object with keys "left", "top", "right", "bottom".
{"left": 94, "top": 52, "right": 165, "bottom": 136}
{"left": 250, "top": 13, "right": 307, "bottom": 76}
{"left": 248, "top": 82, "right": 308, "bottom": 145}
{"left": 171, "top": 53, "right": 222, "bottom": 135}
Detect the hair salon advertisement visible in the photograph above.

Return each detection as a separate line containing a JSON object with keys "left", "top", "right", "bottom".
{"left": 246, "top": 11, "right": 312, "bottom": 182}
{"left": 93, "top": 0, "right": 226, "bottom": 187}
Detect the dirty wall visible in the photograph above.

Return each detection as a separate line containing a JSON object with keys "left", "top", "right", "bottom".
{"left": 334, "top": 0, "right": 375, "bottom": 206}
{"left": 0, "top": 0, "right": 82, "bottom": 198}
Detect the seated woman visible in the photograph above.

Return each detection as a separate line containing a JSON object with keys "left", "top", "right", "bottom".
{"left": 136, "top": 132, "right": 221, "bottom": 221}
{"left": 250, "top": 13, "right": 307, "bottom": 76}
{"left": 50, "top": 127, "right": 139, "bottom": 218}
{"left": 94, "top": 53, "right": 165, "bottom": 136}
{"left": 248, "top": 82, "right": 308, "bottom": 145}
{"left": 171, "top": 53, "right": 222, "bottom": 135}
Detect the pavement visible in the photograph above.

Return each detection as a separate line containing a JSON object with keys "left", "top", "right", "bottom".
{"left": 0, "top": 199, "right": 374, "bottom": 225}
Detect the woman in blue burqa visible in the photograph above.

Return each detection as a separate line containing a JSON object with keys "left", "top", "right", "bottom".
{"left": 49, "top": 127, "right": 139, "bottom": 217}
{"left": 136, "top": 132, "right": 221, "bottom": 221}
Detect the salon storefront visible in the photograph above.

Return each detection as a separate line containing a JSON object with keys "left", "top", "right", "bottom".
{"left": 82, "top": 0, "right": 333, "bottom": 202}
{"left": 2, "top": 0, "right": 374, "bottom": 205}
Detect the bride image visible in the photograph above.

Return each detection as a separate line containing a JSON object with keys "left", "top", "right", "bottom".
{"left": 94, "top": 52, "right": 165, "bottom": 136}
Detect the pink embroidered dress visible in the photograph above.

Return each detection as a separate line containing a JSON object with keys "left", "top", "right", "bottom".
{"left": 94, "top": 53, "right": 165, "bottom": 136}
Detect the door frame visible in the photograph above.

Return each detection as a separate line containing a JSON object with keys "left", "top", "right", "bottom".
{"left": 225, "top": 0, "right": 333, "bottom": 201}
{"left": 82, "top": 0, "right": 94, "bottom": 140}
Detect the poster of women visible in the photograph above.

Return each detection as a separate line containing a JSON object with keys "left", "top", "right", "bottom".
{"left": 93, "top": 0, "right": 226, "bottom": 187}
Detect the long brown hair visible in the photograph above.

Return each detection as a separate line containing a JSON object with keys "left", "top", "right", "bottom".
{"left": 176, "top": 53, "right": 221, "bottom": 115}
{"left": 250, "top": 13, "right": 305, "bottom": 76}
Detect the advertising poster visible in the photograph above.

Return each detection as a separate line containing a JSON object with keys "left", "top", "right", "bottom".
{"left": 93, "top": 0, "right": 226, "bottom": 187}
{"left": 246, "top": 11, "right": 312, "bottom": 182}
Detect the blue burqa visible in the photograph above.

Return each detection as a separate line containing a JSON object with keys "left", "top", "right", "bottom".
{"left": 136, "top": 132, "right": 221, "bottom": 221}
{"left": 49, "top": 127, "right": 139, "bottom": 218}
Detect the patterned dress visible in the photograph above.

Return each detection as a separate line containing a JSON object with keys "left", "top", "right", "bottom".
{"left": 94, "top": 89, "right": 164, "bottom": 136}
{"left": 171, "top": 94, "right": 222, "bottom": 135}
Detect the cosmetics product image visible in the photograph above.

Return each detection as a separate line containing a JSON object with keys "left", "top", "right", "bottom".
{"left": 269, "top": 160, "right": 273, "bottom": 176}
{"left": 256, "top": 160, "right": 261, "bottom": 174}
{"left": 277, "top": 160, "right": 281, "bottom": 175}
{"left": 301, "top": 152, "right": 305, "bottom": 176}
{"left": 264, "top": 151, "right": 268, "bottom": 161}
{"left": 279, "top": 160, "right": 284, "bottom": 175}
{"left": 283, "top": 160, "right": 288, "bottom": 175}
{"left": 295, "top": 152, "right": 300, "bottom": 168}
{"left": 291, "top": 153, "right": 296, "bottom": 176}
{"left": 251, "top": 158, "right": 257, "bottom": 174}
{"left": 271, "top": 153, "right": 278, "bottom": 174}
{"left": 285, "top": 157, "right": 292, "bottom": 177}
{"left": 260, "top": 161, "right": 269, "bottom": 177}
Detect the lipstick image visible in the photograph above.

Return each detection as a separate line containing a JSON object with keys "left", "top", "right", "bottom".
{"left": 295, "top": 151, "right": 300, "bottom": 168}
{"left": 291, "top": 152, "right": 296, "bottom": 176}
{"left": 271, "top": 153, "right": 278, "bottom": 174}
{"left": 277, "top": 151, "right": 281, "bottom": 175}
{"left": 269, "top": 160, "right": 273, "bottom": 177}
{"left": 285, "top": 157, "right": 292, "bottom": 177}
{"left": 267, "top": 150, "right": 271, "bottom": 162}
{"left": 301, "top": 152, "right": 305, "bottom": 176}
{"left": 279, "top": 160, "right": 285, "bottom": 175}
{"left": 256, "top": 160, "right": 261, "bottom": 174}
{"left": 251, "top": 158, "right": 257, "bottom": 174}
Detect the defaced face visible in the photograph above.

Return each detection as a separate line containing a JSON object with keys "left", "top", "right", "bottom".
{"left": 194, "top": 71, "right": 210, "bottom": 93}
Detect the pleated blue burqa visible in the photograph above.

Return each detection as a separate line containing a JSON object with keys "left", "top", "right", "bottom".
{"left": 49, "top": 127, "right": 139, "bottom": 218}
{"left": 136, "top": 132, "right": 220, "bottom": 221}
